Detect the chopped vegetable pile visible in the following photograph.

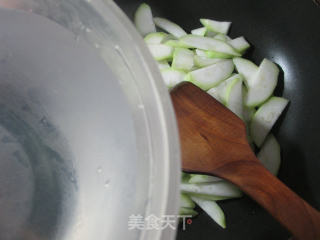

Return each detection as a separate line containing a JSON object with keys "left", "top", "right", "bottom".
{"left": 134, "top": 3, "right": 289, "bottom": 229}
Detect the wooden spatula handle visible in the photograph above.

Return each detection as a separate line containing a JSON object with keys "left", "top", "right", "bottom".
{"left": 213, "top": 154, "right": 320, "bottom": 240}
{"left": 171, "top": 82, "right": 320, "bottom": 239}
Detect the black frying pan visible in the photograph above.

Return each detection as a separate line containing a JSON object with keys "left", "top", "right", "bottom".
{"left": 116, "top": 0, "right": 320, "bottom": 239}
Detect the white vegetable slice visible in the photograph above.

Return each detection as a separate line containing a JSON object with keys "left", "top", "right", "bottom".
{"left": 144, "top": 32, "right": 168, "bottom": 44}
{"left": 200, "top": 18, "right": 231, "bottom": 34}
{"left": 191, "top": 27, "right": 207, "bottom": 36}
{"left": 172, "top": 48, "right": 194, "bottom": 71}
{"left": 250, "top": 96, "right": 289, "bottom": 147}
{"left": 157, "top": 61, "right": 170, "bottom": 70}
{"left": 233, "top": 57, "right": 258, "bottom": 87}
{"left": 245, "top": 59, "right": 280, "bottom": 107}
{"left": 205, "top": 50, "right": 233, "bottom": 59}
{"left": 223, "top": 75, "right": 244, "bottom": 119}
{"left": 179, "top": 35, "right": 240, "bottom": 56}
{"left": 228, "top": 36, "right": 250, "bottom": 53}
{"left": 186, "top": 193, "right": 235, "bottom": 201}
{"left": 242, "top": 85, "right": 256, "bottom": 123}
{"left": 206, "top": 31, "right": 217, "bottom": 38}
{"left": 195, "top": 49, "right": 207, "bottom": 57}
{"left": 191, "top": 197, "right": 226, "bottom": 228}
{"left": 213, "top": 33, "right": 228, "bottom": 41}
{"left": 208, "top": 74, "right": 243, "bottom": 119}
{"left": 257, "top": 134, "right": 281, "bottom": 175}
{"left": 161, "top": 33, "right": 176, "bottom": 42}
{"left": 194, "top": 55, "right": 223, "bottom": 68}
{"left": 181, "top": 181, "right": 242, "bottom": 198}
{"left": 185, "top": 59, "right": 234, "bottom": 90}
{"left": 147, "top": 44, "right": 173, "bottom": 61}
{"left": 161, "top": 68, "right": 186, "bottom": 88}
{"left": 210, "top": 74, "right": 234, "bottom": 103}
{"left": 189, "top": 174, "right": 222, "bottom": 184}
{"left": 179, "top": 207, "right": 198, "bottom": 216}
{"left": 134, "top": 3, "right": 156, "bottom": 36}
{"left": 153, "top": 17, "right": 187, "bottom": 38}
{"left": 180, "top": 193, "right": 196, "bottom": 208}
{"left": 207, "top": 86, "right": 224, "bottom": 103}
{"left": 207, "top": 74, "right": 244, "bottom": 119}
{"left": 163, "top": 39, "right": 189, "bottom": 48}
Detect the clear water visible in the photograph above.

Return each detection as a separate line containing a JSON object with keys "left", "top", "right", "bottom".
{"left": 0, "top": 6, "right": 138, "bottom": 240}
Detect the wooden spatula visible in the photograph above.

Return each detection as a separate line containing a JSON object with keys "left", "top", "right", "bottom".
{"left": 171, "top": 82, "right": 320, "bottom": 240}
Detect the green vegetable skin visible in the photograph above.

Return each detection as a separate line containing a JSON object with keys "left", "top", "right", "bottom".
{"left": 134, "top": 2, "right": 289, "bottom": 230}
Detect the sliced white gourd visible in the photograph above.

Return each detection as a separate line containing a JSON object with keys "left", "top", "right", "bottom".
{"left": 191, "top": 197, "right": 226, "bottom": 228}
{"left": 200, "top": 18, "right": 231, "bottom": 34}
{"left": 144, "top": 32, "right": 168, "bottom": 44}
{"left": 191, "top": 27, "right": 207, "bottom": 36}
{"left": 207, "top": 86, "right": 224, "bottom": 103}
{"left": 179, "top": 207, "right": 198, "bottom": 216}
{"left": 134, "top": 3, "right": 156, "bottom": 36}
{"left": 207, "top": 73, "right": 239, "bottom": 104}
{"left": 205, "top": 50, "right": 233, "bottom": 59}
{"left": 228, "top": 36, "right": 250, "bottom": 53}
{"left": 157, "top": 61, "right": 170, "bottom": 70}
{"left": 163, "top": 39, "right": 188, "bottom": 48}
{"left": 181, "top": 181, "right": 242, "bottom": 198}
{"left": 245, "top": 59, "right": 279, "bottom": 107}
{"left": 250, "top": 96, "right": 289, "bottom": 147}
{"left": 213, "top": 33, "right": 228, "bottom": 41}
{"left": 257, "top": 134, "right": 281, "bottom": 175}
{"left": 186, "top": 193, "right": 236, "bottom": 201}
{"left": 147, "top": 44, "right": 174, "bottom": 61}
{"left": 233, "top": 57, "right": 258, "bottom": 87}
{"left": 161, "top": 33, "right": 176, "bottom": 42}
{"left": 161, "top": 68, "right": 186, "bottom": 88}
{"left": 189, "top": 174, "right": 222, "bottom": 184}
{"left": 195, "top": 49, "right": 207, "bottom": 57}
{"left": 208, "top": 74, "right": 244, "bottom": 117}
{"left": 153, "top": 17, "right": 187, "bottom": 38}
{"left": 172, "top": 48, "right": 194, "bottom": 71}
{"left": 242, "top": 85, "right": 256, "bottom": 123}
{"left": 206, "top": 31, "right": 217, "bottom": 38}
{"left": 179, "top": 35, "right": 240, "bottom": 56}
{"left": 180, "top": 193, "right": 196, "bottom": 208}
{"left": 185, "top": 60, "right": 234, "bottom": 90}
{"left": 223, "top": 74, "right": 244, "bottom": 119}
{"left": 194, "top": 55, "right": 223, "bottom": 68}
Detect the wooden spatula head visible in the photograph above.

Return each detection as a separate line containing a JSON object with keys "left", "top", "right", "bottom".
{"left": 170, "top": 81, "right": 257, "bottom": 174}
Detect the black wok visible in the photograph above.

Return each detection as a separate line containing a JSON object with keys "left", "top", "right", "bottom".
{"left": 117, "top": 0, "right": 320, "bottom": 239}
